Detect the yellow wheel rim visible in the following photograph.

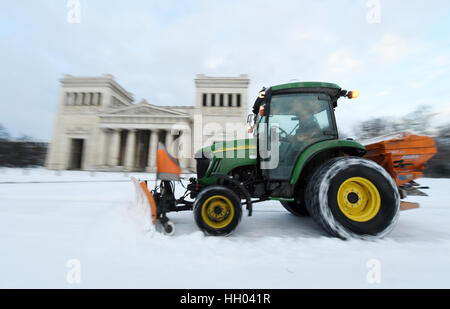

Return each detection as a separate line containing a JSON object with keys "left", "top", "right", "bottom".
{"left": 337, "top": 177, "right": 381, "bottom": 222}
{"left": 201, "top": 195, "right": 235, "bottom": 229}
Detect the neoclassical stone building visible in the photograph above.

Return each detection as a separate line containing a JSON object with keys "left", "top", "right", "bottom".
{"left": 46, "top": 74, "right": 250, "bottom": 172}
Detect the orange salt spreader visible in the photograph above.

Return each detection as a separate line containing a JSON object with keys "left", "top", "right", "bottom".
{"left": 363, "top": 132, "right": 437, "bottom": 210}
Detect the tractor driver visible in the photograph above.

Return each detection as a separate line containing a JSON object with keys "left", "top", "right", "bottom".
{"left": 295, "top": 100, "right": 322, "bottom": 143}
{"left": 273, "top": 97, "right": 323, "bottom": 169}
{"left": 282, "top": 97, "right": 323, "bottom": 145}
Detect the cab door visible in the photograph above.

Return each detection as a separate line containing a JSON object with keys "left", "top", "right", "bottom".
{"left": 261, "top": 92, "right": 337, "bottom": 181}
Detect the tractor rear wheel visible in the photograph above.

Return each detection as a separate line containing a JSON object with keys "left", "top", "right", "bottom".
{"left": 306, "top": 157, "right": 400, "bottom": 239}
{"left": 194, "top": 185, "right": 243, "bottom": 236}
{"left": 280, "top": 200, "right": 309, "bottom": 216}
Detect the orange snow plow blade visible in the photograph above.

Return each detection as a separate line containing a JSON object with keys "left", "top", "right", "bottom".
{"left": 140, "top": 182, "right": 158, "bottom": 225}
{"left": 131, "top": 176, "right": 158, "bottom": 226}
{"left": 129, "top": 144, "right": 181, "bottom": 230}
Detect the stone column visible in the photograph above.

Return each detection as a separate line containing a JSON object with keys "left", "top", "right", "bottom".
{"left": 232, "top": 93, "right": 237, "bottom": 107}
{"left": 125, "top": 129, "right": 137, "bottom": 170}
{"left": 165, "top": 131, "right": 174, "bottom": 155}
{"left": 98, "top": 129, "right": 108, "bottom": 167}
{"left": 109, "top": 129, "right": 121, "bottom": 166}
{"left": 179, "top": 130, "right": 191, "bottom": 169}
{"left": 65, "top": 93, "right": 71, "bottom": 105}
{"left": 98, "top": 92, "right": 103, "bottom": 106}
{"left": 67, "top": 93, "right": 73, "bottom": 105}
{"left": 92, "top": 93, "right": 98, "bottom": 106}
{"left": 74, "top": 92, "right": 81, "bottom": 105}
{"left": 224, "top": 93, "right": 229, "bottom": 107}
{"left": 83, "top": 93, "right": 90, "bottom": 105}
{"left": 174, "top": 133, "right": 180, "bottom": 158}
{"left": 147, "top": 130, "right": 159, "bottom": 171}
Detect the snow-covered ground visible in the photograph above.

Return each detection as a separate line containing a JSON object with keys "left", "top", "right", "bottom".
{"left": 0, "top": 168, "right": 449, "bottom": 289}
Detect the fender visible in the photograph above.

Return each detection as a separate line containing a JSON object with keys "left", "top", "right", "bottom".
{"left": 212, "top": 173, "right": 253, "bottom": 216}
{"left": 290, "top": 139, "right": 366, "bottom": 185}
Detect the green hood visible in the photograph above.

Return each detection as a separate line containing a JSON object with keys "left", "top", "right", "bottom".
{"left": 197, "top": 138, "right": 257, "bottom": 160}
{"left": 196, "top": 138, "right": 258, "bottom": 185}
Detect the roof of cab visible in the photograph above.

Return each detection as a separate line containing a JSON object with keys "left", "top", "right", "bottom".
{"left": 271, "top": 81, "right": 341, "bottom": 91}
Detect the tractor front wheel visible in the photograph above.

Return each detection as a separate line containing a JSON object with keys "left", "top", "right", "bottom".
{"left": 194, "top": 185, "right": 243, "bottom": 236}
{"left": 306, "top": 157, "right": 400, "bottom": 239}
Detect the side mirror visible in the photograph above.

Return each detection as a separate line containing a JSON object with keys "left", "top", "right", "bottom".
{"left": 247, "top": 114, "right": 254, "bottom": 125}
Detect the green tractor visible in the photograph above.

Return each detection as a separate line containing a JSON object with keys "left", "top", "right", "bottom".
{"left": 134, "top": 81, "right": 400, "bottom": 239}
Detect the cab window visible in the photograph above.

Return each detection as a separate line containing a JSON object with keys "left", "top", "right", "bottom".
{"left": 265, "top": 92, "right": 335, "bottom": 180}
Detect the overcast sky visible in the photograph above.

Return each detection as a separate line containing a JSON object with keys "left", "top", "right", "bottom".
{"left": 1, "top": 0, "right": 449, "bottom": 140}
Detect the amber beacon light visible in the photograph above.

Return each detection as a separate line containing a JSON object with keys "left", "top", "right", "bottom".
{"left": 347, "top": 90, "right": 360, "bottom": 99}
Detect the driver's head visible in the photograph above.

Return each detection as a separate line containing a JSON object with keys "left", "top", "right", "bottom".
{"left": 299, "top": 100, "right": 316, "bottom": 118}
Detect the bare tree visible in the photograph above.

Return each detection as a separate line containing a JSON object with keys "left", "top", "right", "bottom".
{"left": 353, "top": 105, "right": 436, "bottom": 140}
{"left": 354, "top": 118, "right": 396, "bottom": 140}
{"left": 401, "top": 105, "right": 435, "bottom": 135}
{"left": 0, "top": 124, "right": 11, "bottom": 141}
{"left": 425, "top": 123, "right": 450, "bottom": 177}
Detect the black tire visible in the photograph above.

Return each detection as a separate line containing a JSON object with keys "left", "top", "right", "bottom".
{"left": 306, "top": 157, "right": 400, "bottom": 239}
{"left": 280, "top": 200, "right": 309, "bottom": 216}
{"left": 194, "top": 185, "right": 243, "bottom": 236}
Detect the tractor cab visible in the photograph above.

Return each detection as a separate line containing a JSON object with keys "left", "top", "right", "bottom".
{"left": 253, "top": 82, "right": 358, "bottom": 182}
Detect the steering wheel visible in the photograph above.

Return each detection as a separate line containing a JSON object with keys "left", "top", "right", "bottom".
{"left": 277, "top": 127, "right": 290, "bottom": 141}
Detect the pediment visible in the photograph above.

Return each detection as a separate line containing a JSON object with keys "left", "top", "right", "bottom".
{"left": 102, "top": 101, "right": 188, "bottom": 116}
